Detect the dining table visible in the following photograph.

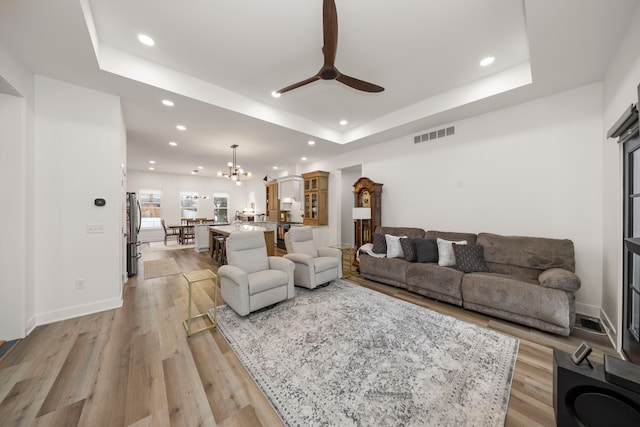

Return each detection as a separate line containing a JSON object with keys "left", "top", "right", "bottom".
{"left": 167, "top": 224, "right": 194, "bottom": 244}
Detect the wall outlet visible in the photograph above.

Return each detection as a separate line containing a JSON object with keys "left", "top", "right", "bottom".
{"left": 76, "top": 279, "right": 85, "bottom": 289}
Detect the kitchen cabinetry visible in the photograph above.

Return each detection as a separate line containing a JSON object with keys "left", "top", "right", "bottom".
{"left": 265, "top": 180, "right": 279, "bottom": 222}
{"left": 302, "top": 171, "right": 329, "bottom": 226}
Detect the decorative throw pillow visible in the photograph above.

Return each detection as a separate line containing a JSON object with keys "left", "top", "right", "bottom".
{"left": 400, "top": 237, "right": 417, "bottom": 262}
{"left": 437, "top": 238, "right": 467, "bottom": 267}
{"left": 385, "top": 234, "right": 405, "bottom": 258}
{"left": 372, "top": 233, "right": 387, "bottom": 254}
{"left": 453, "top": 244, "right": 491, "bottom": 273}
{"left": 414, "top": 238, "right": 438, "bottom": 263}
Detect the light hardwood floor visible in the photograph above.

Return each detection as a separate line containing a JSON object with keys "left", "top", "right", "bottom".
{"left": 0, "top": 244, "right": 618, "bottom": 426}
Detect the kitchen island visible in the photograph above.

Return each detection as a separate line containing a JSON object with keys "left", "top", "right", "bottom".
{"left": 208, "top": 224, "right": 275, "bottom": 259}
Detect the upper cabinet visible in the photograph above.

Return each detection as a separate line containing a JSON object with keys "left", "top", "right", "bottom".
{"left": 277, "top": 175, "right": 303, "bottom": 210}
{"left": 302, "top": 171, "right": 329, "bottom": 226}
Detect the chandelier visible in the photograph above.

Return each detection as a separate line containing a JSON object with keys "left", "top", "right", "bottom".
{"left": 217, "top": 144, "right": 251, "bottom": 186}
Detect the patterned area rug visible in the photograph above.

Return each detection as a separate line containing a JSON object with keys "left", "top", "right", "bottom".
{"left": 215, "top": 280, "right": 519, "bottom": 426}
{"left": 143, "top": 258, "right": 182, "bottom": 279}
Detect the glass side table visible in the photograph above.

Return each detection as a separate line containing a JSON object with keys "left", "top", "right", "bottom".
{"left": 182, "top": 269, "right": 218, "bottom": 337}
{"left": 330, "top": 244, "right": 355, "bottom": 279}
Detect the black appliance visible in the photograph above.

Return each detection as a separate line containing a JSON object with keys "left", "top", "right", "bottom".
{"left": 276, "top": 222, "right": 303, "bottom": 249}
{"left": 553, "top": 349, "right": 640, "bottom": 426}
{"left": 126, "top": 192, "right": 142, "bottom": 276}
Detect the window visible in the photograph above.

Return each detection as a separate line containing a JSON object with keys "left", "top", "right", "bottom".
{"left": 214, "top": 194, "right": 229, "bottom": 224}
{"left": 139, "top": 189, "right": 161, "bottom": 228}
{"left": 180, "top": 192, "right": 198, "bottom": 220}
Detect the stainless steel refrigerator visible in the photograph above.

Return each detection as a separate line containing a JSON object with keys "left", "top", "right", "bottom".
{"left": 126, "top": 192, "right": 141, "bottom": 276}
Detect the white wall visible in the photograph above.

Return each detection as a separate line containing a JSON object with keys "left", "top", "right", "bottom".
{"left": 303, "top": 83, "right": 604, "bottom": 317}
{"left": 0, "top": 92, "right": 26, "bottom": 339}
{"left": 126, "top": 169, "right": 265, "bottom": 241}
{"left": 33, "top": 76, "right": 125, "bottom": 325}
{"left": 602, "top": 3, "right": 640, "bottom": 348}
{"left": 0, "top": 44, "right": 35, "bottom": 340}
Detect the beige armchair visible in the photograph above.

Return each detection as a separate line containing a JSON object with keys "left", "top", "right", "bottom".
{"left": 218, "top": 231, "right": 295, "bottom": 316}
{"left": 284, "top": 226, "right": 342, "bottom": 289}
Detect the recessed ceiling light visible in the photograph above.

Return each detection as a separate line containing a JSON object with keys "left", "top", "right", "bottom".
{"left": 273, "top": 166, "right": 278, "bottom": 170}
{"left": 149, "top": 167, "right": 155, "bottom": 171}
{"left": 480, "top": 56, "right": 495, "bottom": 67}
{"left": 308, "top": 140, "right": 315, "bottom": 145}
{"left": 176, "top": 124, "right": 186, "bottom": 131}
{"left": 149, "top": 160, "right": 156, "bottom": 164}
{"left": 339, "top": 119, "right": 348, "bottom": 126}
{"left": 271, "top": 91, "right": 281, "bottom": 98}
{"left": 162, "top": 99, "right": 174, "bottom": 107}
{"left": 198, "top": 166, "right": 203, "bottom": 170}
{"left": 169, "top": 141, "right": 178, "bottom": 146}
{"left": 137, "top": 34, "right": 155, "bottom": 46}
{"left": 301, "top": 157, "right": 307, "bottom": 161}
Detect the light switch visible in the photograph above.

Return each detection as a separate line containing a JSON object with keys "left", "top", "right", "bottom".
{"left": 87, "top": 224, "right": 104, "bottom": 233}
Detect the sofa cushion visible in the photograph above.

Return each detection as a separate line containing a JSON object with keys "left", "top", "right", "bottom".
{"left": 539, "top": 268, "right": 581, "bottom": 292}
{"left": 462, "top": 273, "right": 572, "bottom": 330}
{"left": 386, "top": 234, "right": 405, "bottom": 258}
{"left": 477, "top": 233, "right": 575, "bottom": 272}
{"left": 453, "top": 244, "right": 491, "bottom": 273}
{"left": 400, "top": 237, "right": 417, "bottom": 262}
{"left": 437, "top": 238, "right": 467, "bottom": 267}
{"left": 426, "top": 230, "right": 477, "bottom": 245}
{"left": 375, "top": 226, "right": 426, "bottom": 240}
{"left": 414, "top": 238, "right": 438, "bottom": 263}
{"left": 372, "top": 232, "right": 387, "bottom": 254}
{"left": 359, "top": 255, "right": 410, "bottom": 285}
{"left": 406, "top": 263, "right": 464, "bottom": 304}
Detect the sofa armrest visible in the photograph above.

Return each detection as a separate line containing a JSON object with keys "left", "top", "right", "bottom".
{"left": 283, "top": 253, "right": 314, "bottom": 266}
{"left": 538, "top": 268, "right": 581, "bottom": 292}
{"left": 268, "top": 256, "right": 295, "bottom": 274}
{"left": 318, "top": 247, "right": 341, "bottom": 259}
{"left": 218, "top": 264, "right": 249, "bottom": 287}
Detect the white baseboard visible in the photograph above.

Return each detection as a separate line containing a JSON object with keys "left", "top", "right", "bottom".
{"left": 575, "top": 303, "right": 620, "bottom": 354}
{"left": 24, "top": 314, "right": 37, "bottom": 337}
{"left": 599, "top": 308, "right": 619, "bottom": 353}
{"left": 35, "top": 296, "right": 123, "bottom": 327}
{"left": 575, "top": 302, "right": 601, "bottom": 318}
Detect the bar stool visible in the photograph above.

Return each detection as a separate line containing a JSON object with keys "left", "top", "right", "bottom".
{"left": 214, "top": 236, "right": 227, "bottom": 264}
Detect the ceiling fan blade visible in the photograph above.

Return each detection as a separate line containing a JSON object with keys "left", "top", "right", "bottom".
{"left": 275, "top": 75, "right": 322, "bottom": 95}
{"left": 336, "top": 73, "right": 385, "bottom": 93}
{"left": 322, "top": 0, "right": 338, "bottom": 67}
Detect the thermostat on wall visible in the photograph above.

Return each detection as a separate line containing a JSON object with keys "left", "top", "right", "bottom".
{"left": 94, "top": 198, "right": 106, "bottom": 207}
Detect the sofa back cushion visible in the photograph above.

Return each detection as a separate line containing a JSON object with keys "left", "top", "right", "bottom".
{"left": 425, "top": 230, "right": 477, "bottom": 245}
{"left": 375, "top": 226, "right": 425, "bottom": 240}
{"left": 477, "top": 232, "right": 575, "bottom": 274}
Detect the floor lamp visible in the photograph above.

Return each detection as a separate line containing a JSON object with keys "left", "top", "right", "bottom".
{"left": 353, "top": 207, "right": 371, "bottom": 249}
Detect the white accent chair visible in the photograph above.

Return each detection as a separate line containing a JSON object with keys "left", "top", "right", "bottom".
{"left": 218, "top": 231, "right": 295, "bottom": 316}
{"left": 284, "top": 226, "right": 342, "bottom": 289}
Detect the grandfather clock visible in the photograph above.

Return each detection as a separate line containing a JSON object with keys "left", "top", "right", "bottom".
{"left": 353, "top": 177, "right": 383, "bottom": 262}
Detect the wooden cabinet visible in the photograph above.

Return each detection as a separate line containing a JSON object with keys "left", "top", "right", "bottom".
{"left": 353, "top": 177, "right": 383, "bottom": 249}
{"left": 265, "top": 181, "right": 279, "bottom": 222}
{"left": 302, "top": 171, "right": 329, "bottom": 226}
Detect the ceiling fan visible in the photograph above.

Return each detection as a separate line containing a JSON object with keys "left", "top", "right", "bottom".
{"left": 274, "top": 0, "right": 384, "bottom": 96}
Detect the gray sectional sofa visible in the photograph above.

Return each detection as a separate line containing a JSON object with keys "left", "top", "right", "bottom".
{"left": 358, "top": 227, "right": 581, "bottom": 336}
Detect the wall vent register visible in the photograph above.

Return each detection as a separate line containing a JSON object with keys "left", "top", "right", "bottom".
{"left": 413, "top": 125, "right": 455, "bottom": 144}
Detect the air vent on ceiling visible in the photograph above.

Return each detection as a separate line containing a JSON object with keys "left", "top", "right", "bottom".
{"left": 413, "top": 125, "right": 455, "bottom": 143}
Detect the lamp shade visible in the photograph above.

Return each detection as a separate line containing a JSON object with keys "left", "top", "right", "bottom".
{"left": 352, "top": 207, "right": 371, "bottom": 220}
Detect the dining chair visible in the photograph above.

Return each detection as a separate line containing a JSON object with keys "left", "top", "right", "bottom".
{"left": 161, "top": 219, "right": 181, "bottom": 245}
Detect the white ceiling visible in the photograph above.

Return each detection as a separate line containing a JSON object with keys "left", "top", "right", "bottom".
{"left": 0, "top": 0, "right": 638, "bottom": 178}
